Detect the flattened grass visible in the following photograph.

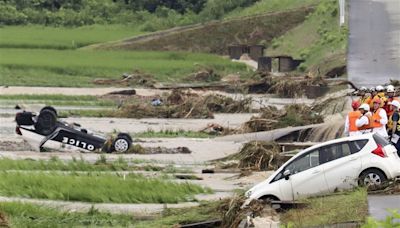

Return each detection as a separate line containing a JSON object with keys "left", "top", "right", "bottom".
{"left": 0, "top": 201, "right": 221, "bottom": 227}
{"left": 0, "top": 202, "right": 136, "bottom": 227}
{"left": 0, "top": 172, "right": 211, "bottom": 203}
{"left": 281, "top": 189, "right": 368, "bottom": 227}
{"left": 135, "top": 129, "right": 211, "bottom": 138}
{"left": 0, "top": 94, "right": 115, "bottom": 107}
{"left": 0, "top": 25, "right": 144, "bottom": 50}
{"left": 0, "top": 48, "right": 246, "bottom": 87}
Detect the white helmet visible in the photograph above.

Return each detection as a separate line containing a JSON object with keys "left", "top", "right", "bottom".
{"left": 389, "top": 100, "right": 400, "bottom": 109}
{"left": 359, "top": 104, "right": 370, "bottom": 112}
{"left": 360, "top": 86, "right": 367, "bottom": 91}
{"left": 370, "top": 87, "right": 376, "bottom": 92}
{"left": 387, "top": 85, "right": 395, "bottom": 93}
{"left": 376, "top": 85, "right": 384, "bottom": 91}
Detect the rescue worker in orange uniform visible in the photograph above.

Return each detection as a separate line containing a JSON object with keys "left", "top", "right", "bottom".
{"left": 344, "top": 101, "right": 361, "bottom": 136}
{"left": 368, "top": 87, "right": 377, "bottom": 109}
{"left": 356, "top": 104, "right": 372, "bottom": 134}
{"left": 373, "top": 85, "right": 387, "bottom": 108}
{"left": 384, "top": 85, "right": 399, "bottom": 117}
{"left": 371, "top": 97, "right": 388, "bottom": 138}
{"left": 358, "top": 86, "right": 371, "bottom": 104}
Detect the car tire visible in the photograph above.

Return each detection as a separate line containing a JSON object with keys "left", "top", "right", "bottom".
{"left": 40, "top": 106, "right": 58, "bottom": 117}
{"left": 35, "top": 110, "right": 57, "bottom": 135}
{"left": 359, "top": 169, "right": 387, "bottom": 188}
{"left": 259, "top": 195, "right": 279, "bottom": 204}
{"left": 110, "top": 135, "right": 132, "bottom": 153}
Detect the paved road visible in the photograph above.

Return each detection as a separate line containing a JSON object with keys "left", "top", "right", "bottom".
{"left": 348, "top": 0, "right": 400, "bottom": 87}
{"left": 368, "top": 195, "right": 400, "bottom": 221}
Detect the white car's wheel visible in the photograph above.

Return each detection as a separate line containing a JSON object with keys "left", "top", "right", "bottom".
{"left": 359, "top": 169, "right": 387, "bottom": 187}
{"left": 114, "top": 138, "right": 129, "bottom": 152}
{"left": 110, "top": 135, "right": 132, "bottom": 153}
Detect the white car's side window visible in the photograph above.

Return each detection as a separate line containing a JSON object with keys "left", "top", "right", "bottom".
{"left": 285, "top": 150, "right": 320, "bottom": 175}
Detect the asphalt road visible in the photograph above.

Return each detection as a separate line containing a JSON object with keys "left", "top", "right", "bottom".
{"left": 368, "top": 195, "right": 400, "bottom": 221}
{"left": 348, "top": 0, "right": 400, "bottom": 87}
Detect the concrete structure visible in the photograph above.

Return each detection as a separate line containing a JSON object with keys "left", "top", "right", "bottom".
{"left": 228, "top": 45, "right": 249, "bottom": 60}
{"left": 257, "top": 56, "right": 272, "bottom": 71}
{"left": 228, "top": 44, "right": 265, "bottom": 60}
{"left": 277, "top": 56, "right": 304, "bottom": 72}
{"left": 249, "top": 45, "right": 265, "bottom": 61}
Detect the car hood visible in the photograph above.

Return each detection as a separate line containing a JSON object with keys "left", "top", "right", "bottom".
{"left": 245, "top": 173, "right": 276, "bottom": 198}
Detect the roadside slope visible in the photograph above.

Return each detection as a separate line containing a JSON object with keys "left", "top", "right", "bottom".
{"left": 91, "top": 7, "right": 314, "bottom": 55}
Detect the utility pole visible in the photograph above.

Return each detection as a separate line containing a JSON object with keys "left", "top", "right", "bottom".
{"left": 339, "top": 0, "right": 346, "bottom": 26}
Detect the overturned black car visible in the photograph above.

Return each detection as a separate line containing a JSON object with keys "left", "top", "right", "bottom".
{"left": 15, "top": 106, "right": 132, "bottom": 153}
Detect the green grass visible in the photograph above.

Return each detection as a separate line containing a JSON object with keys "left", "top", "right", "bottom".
{"left": 0, "top": 171, "right": 211, "bottom": 204}
{"left": 0, "top": 94, "right": 115, "bottom": 107}
{"left": 0, "top": 200, "right": 221, "bottom": 227}
{"left": 0, "top": 157, "right": 192, "bottom": 174}
{"left": 134, "top": 201, "right": 221, "bottom": 227}
{"left": 266, "top": 0, "right": 347, "bottom": 75}
{"left": 0, "top": 25, "right": 144, "bottom": 50}
{"left": 0, "top": 157, "right": 130, "bottom": 172}
{"left": 226, "top": 0, "right": 321, "bottom": 18}
{"left": 0, "top": 48, "right": 246, "bottom": 87}
{"left": 281, "top": 189, "right": 368, "bottom": 227}
{"left": 0, "top": 202, "right": 136, "bottom": 227}
{"left": 135, "top": 129, "right": 212, "bottom": 138}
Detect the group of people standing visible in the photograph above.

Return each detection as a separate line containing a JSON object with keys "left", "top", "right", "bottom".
{"left": 344, "top": 85, "right": 400, "bottom": 151}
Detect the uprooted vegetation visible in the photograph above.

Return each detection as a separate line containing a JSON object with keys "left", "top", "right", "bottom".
{"left": 267, "top": 76, "right": 327, "bottom": 98}
{"left": 242, "top": 104, "right": 323, "bottom": 133}
{"left": 113, "top": 90, "right": 252, "bottom": 119}
{"left": 217, "top": 141, "right": 288, "bottom": 171}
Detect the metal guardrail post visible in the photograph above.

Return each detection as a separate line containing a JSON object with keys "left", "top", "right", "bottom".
{"left": 339, "top": 0, "right": 346, "bottom": 26}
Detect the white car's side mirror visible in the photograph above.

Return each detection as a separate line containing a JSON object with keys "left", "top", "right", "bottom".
{"left": 283, "top": 170, "right": 291, "bottom": 180}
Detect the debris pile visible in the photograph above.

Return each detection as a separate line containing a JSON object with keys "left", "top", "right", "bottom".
{"left": 187, "top": 68, "right": 221, "bottom": 82}
{"left": 219, "top": 195, "right": 279, "bottom": 228}
{"left": 268, "top": 76, "right": 327, "bottom": 98}
{"left": 243, "top": 104, "right": 323, "bottom": 132}
{"left": 93, "top": 70, "right": 156, "bottom": 87}
{"left": 0, "top": 212, "right": 8, "bottom": 227}
{"left": 235, "top": 141, "right": 284, "bottom": 171}
{"left": 114, "top": 90, "right": 251, "bottom": 119}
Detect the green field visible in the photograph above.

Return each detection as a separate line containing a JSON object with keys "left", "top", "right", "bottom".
{"left": 0, "top": 201, "right": 220, "bottom": 227}
{"left": 0, "top": 48, "right": 246, "bottom": 87}
{"left": 0, "top": 25, "right": 144, "bottom": 50}
{"left": 0, "top": 172, "right": 210, "bottom": 204}
{"left": 226, "top": 0, "right": 320, "bottom": 18}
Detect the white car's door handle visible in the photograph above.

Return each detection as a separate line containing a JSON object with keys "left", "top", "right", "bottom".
{"left": 312, "top": 170, "right": 321, "bottom": 174}
{"left": 349, "top": 157, "right": 358, "bottom": 161}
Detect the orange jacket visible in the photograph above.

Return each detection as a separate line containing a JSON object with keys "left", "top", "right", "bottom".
{"left": 372, "top": 108, "right": 383, "bottom": 128}
{"left": 348, "top": 111, "right": 361, "bottom": 132}
{"left": 358, "top": 114, "right": 373, "bottom": 130}
{"left": 359, "top": 96, "right": 371, "bottom": 105}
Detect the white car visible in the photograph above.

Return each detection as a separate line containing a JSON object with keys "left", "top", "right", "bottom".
{"left": 246, "top": 133, "right": 400, "bottom": 202}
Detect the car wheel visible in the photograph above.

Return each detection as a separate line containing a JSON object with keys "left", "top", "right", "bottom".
{"left": 40, "top": 106, "right": 58, "bottom": 117}
{"left": 111, "top": 136, "right": 132, "bottom": 153}
{"left": 34, "top": 110, "right": 57, "bottom": 135}
{"left": 259, "top": 195, "right": 279, "bottom": 204}
{"left": 359, "top": 169, "right": 387, "bottom": 187}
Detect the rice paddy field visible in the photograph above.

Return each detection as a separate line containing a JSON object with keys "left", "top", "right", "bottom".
{"left": 0, "top": 25, "right": 144, "bottom": 50}
{"left": 0, "top": 25, "right": 247, "bottom": 87}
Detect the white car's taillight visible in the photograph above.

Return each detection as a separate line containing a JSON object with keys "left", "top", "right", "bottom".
{"left": 371, "top": 144, "right": 387, "bottom": 158}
